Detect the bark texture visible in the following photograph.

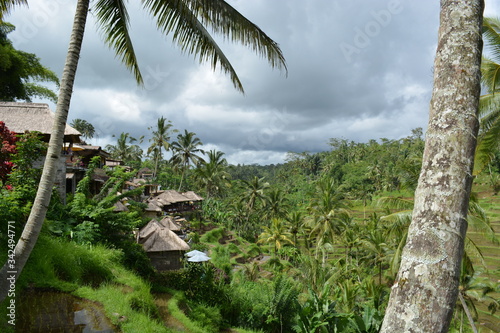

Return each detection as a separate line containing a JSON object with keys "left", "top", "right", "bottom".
{"left": 0, "top": 0, "right": 90, "bottom": 302}
{"left": 380, "top": 1, "right": 484, "bottom": 332}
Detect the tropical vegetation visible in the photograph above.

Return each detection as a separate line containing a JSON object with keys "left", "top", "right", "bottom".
{"left": 1, "top": 118, "right": 499, "bottom": 332}
{"left": 0, "top": 1, "right": 499, "bottom": 332}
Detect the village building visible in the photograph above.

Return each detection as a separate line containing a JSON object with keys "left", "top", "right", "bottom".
{"left": 65, "top": 144, "right": 112, "bottom": 194}
{"left": 0, "top": 102, "right": 81, "bottom": 144}
{"left": 147, "top": 190, "right": 204, "bottom": 214}
{"left": 0, "top": 102, "right": 81, "bottom": 200}
{"left": 0, "top": 102, "right": 121, "bottom": 198}
{"left": 137, "top": 218, "right": 190, "bottom": 271}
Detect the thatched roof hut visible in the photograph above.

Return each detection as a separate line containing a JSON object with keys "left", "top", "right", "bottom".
{"left": 159, "top": 216, "right": 182, "bottom": 232}
{"left": 182, "top": 191, "right": 204, "bottom": 201}
{"left": 113, "top": 201, "right": 129, "bottom": 212}
{"left": 139, "top": 221, "right": 189, "bottom": 252}
{"left": 138, "top": 219, "right": 190, "bottom": 270}
{"left": 0, "top": 102, "right": 81, "bottom": 143}
{"left": 144, "top": 201, "right": 162, "bottom": 218}
{"left": 137, "top": 167, "right": 153, "bottom": 179}
{"left": 155, "top": 190, "right": 192, "bottom": 205}
{"left": 147, "top": 190, "right": 204, "bottom": 214}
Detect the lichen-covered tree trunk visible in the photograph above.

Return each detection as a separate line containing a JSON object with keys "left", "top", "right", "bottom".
{"left": 380, "top": 1, "right": 484, "bottom": 332}
{"left": 0, "top": 0, "right": 89, "bottom": 303}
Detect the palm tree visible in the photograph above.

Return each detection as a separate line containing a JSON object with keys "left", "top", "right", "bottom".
{"left": 105, "top": 132, "right": 143, "bottom": 163}
{"left": 0, "top": 0, "right": 286, "bottom": 302}
{"left": 170, "top": 129, "right": 204, "bottom": 191}
{"left": 307, "top": 178, "right": 350, "bottom": 255}
{"left": 240, "top": 176, "right": 269, "bottom": 212}
{"left": 147, "top": 116, "right": 175, "bottom": 178}
{"left": 70, "top": 118, "right": 95, "bottom": 142}
{"left": 257, "top": 217, "right": 294, "bottom": 257}
{"left": 295, "top": 255, "right": 342, "bottom": 298}
{"left": 194, "top": 149, "right": 231, "bottom": 198}
{"left": 475, "top": 17, "right": 500, "bottom": 173}
{"left": 286, "top": 211, "right": 305, "bottom": 249}
{"left": 263, "top": 188, "right": 290, "bottom": 221}
{"left": 361, "top": 227, "right": 389, "bottom": 285}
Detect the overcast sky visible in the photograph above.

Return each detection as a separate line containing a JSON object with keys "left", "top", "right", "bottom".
{"left": 6, "top": 0, "right": 499, "bottom": 165}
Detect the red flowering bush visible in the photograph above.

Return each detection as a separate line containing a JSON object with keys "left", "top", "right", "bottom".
{"left": 0, "top": 121, "right": 18, "bottom": 184}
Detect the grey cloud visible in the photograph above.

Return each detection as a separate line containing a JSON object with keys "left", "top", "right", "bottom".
{"left": 6, "top": 0, "right": 487, "bottom": 165}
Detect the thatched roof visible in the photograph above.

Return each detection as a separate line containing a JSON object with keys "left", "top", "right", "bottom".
{"left": 148, "top": 190, "right": 204, "bottom": 208}
{"left": 0, "top": 102, "right": 81, "bottom": 142}
{"left": 138, "top": 220, "right": 189, "bottom": 252}
{"left": 181, "top": 191, "right": 204, "bottom": 201}
{"left": 113, "top": 201, "right": 129, "bottom": 212}
{"left": 71, "top": 144, "right": 111, "bottom": 159}
{"left": 159, "top": 216, "right": 182, "bottom": 231}
{"left": 156, "top": 190, "right": 191, "bottom": 205}
{"left": 90, "top": 168, "right": 109, "bottom": 183}
{"left": 145, "top": 201, "right": 162, "bottom": 212}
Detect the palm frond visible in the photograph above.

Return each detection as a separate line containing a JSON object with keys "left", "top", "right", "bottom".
{"left": 481, "top": 56, "right": 500, "bottom": 93}
{"left": 142, "top": 0, "right": 286, "bottom": 93}
{"left": 0, "top": 0, "right": 27, "bottom": 20}
{"left": 389, "top": 233, "right": 407, "bottom": 276}
{"left": 94, "top": 0, "right": 143, "bottom": 84}
{"left": 184, "top": 0, "right": 287, "bottom": 72}
{"left": 478, "top": 93, "right": 500, "bottom": 131}
{"left": 143, "top": 0, "right": 243, "bottom": 91}
{"left": 475, "top": 93, "right": 500, "bottom": 173}
{"left": 464, "top": 237, "right": 487, "bottom": 269}
{"left": 376, "top": 196, "right": 414, "bottom": 211}
{"left": 483, "top": 17, "right": 500, "bottom": 69}
{"left": 467, "top": 197, "right": 500, "bottom": 245}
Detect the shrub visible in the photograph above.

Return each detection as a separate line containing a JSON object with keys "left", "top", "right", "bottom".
{"left": 128, "top": 294, "right": 160, "bottom": 318}
{"left": 188, "top": 302, "right": 223, "bottom": 333}
{"left": 117, "top": 240, "right": 155, "bottom": 278}
{"left": 200, "top": 227, "right": 226, "bottom": 243}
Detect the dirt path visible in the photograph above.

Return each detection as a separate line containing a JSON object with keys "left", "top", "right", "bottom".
{"left": 154, "top": 293, "right": 187, "bottom": 332}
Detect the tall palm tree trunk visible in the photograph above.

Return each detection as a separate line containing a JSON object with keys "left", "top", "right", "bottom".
{"left": 178, "top": 164, "right": 186, "bottom": 191}
{"left": 380, "top": 1, "right": 483, "bottom": 332}
{"left": 0, "top": 0, "right": 89, "bottom": 303}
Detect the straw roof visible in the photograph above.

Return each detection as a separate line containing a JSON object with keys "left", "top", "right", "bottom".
{"left": 148, "top": 190, "right": 204, "bottom": 207}
{"left": 181, "top": 191, "right": 204, "bottom": 201}
{"left": 113, "top": 201, "right": 129, "bottom": 212}
{"left": 145, "top": 201, "right": 162, "bottom": 212}
{"left": 159, "top": 216, "right": 182, "bottom": 231}
{"left": 0, "top": 102, "right": 81, "bottom": 142}
{"left": 154, "top": 190, "right": 191, "bottom": 205}
{"left": 138, "top": 220, "right": 190, "bottom": 252}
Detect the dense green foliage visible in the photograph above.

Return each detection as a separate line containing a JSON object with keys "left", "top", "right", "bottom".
{"left": 1, "top": 122, "right": 499, "bottom": 332}
{"left": 0, "top": 22, "right": 59, "bottom": 103}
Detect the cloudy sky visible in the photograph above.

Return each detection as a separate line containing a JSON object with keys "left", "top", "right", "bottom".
{"left": 6, "top": 0, "right": 499, "bottom": 165}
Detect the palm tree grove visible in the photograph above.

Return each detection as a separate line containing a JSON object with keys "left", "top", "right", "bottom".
{"left": 1, "top": 1, "right": 500, "bottom": 332}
